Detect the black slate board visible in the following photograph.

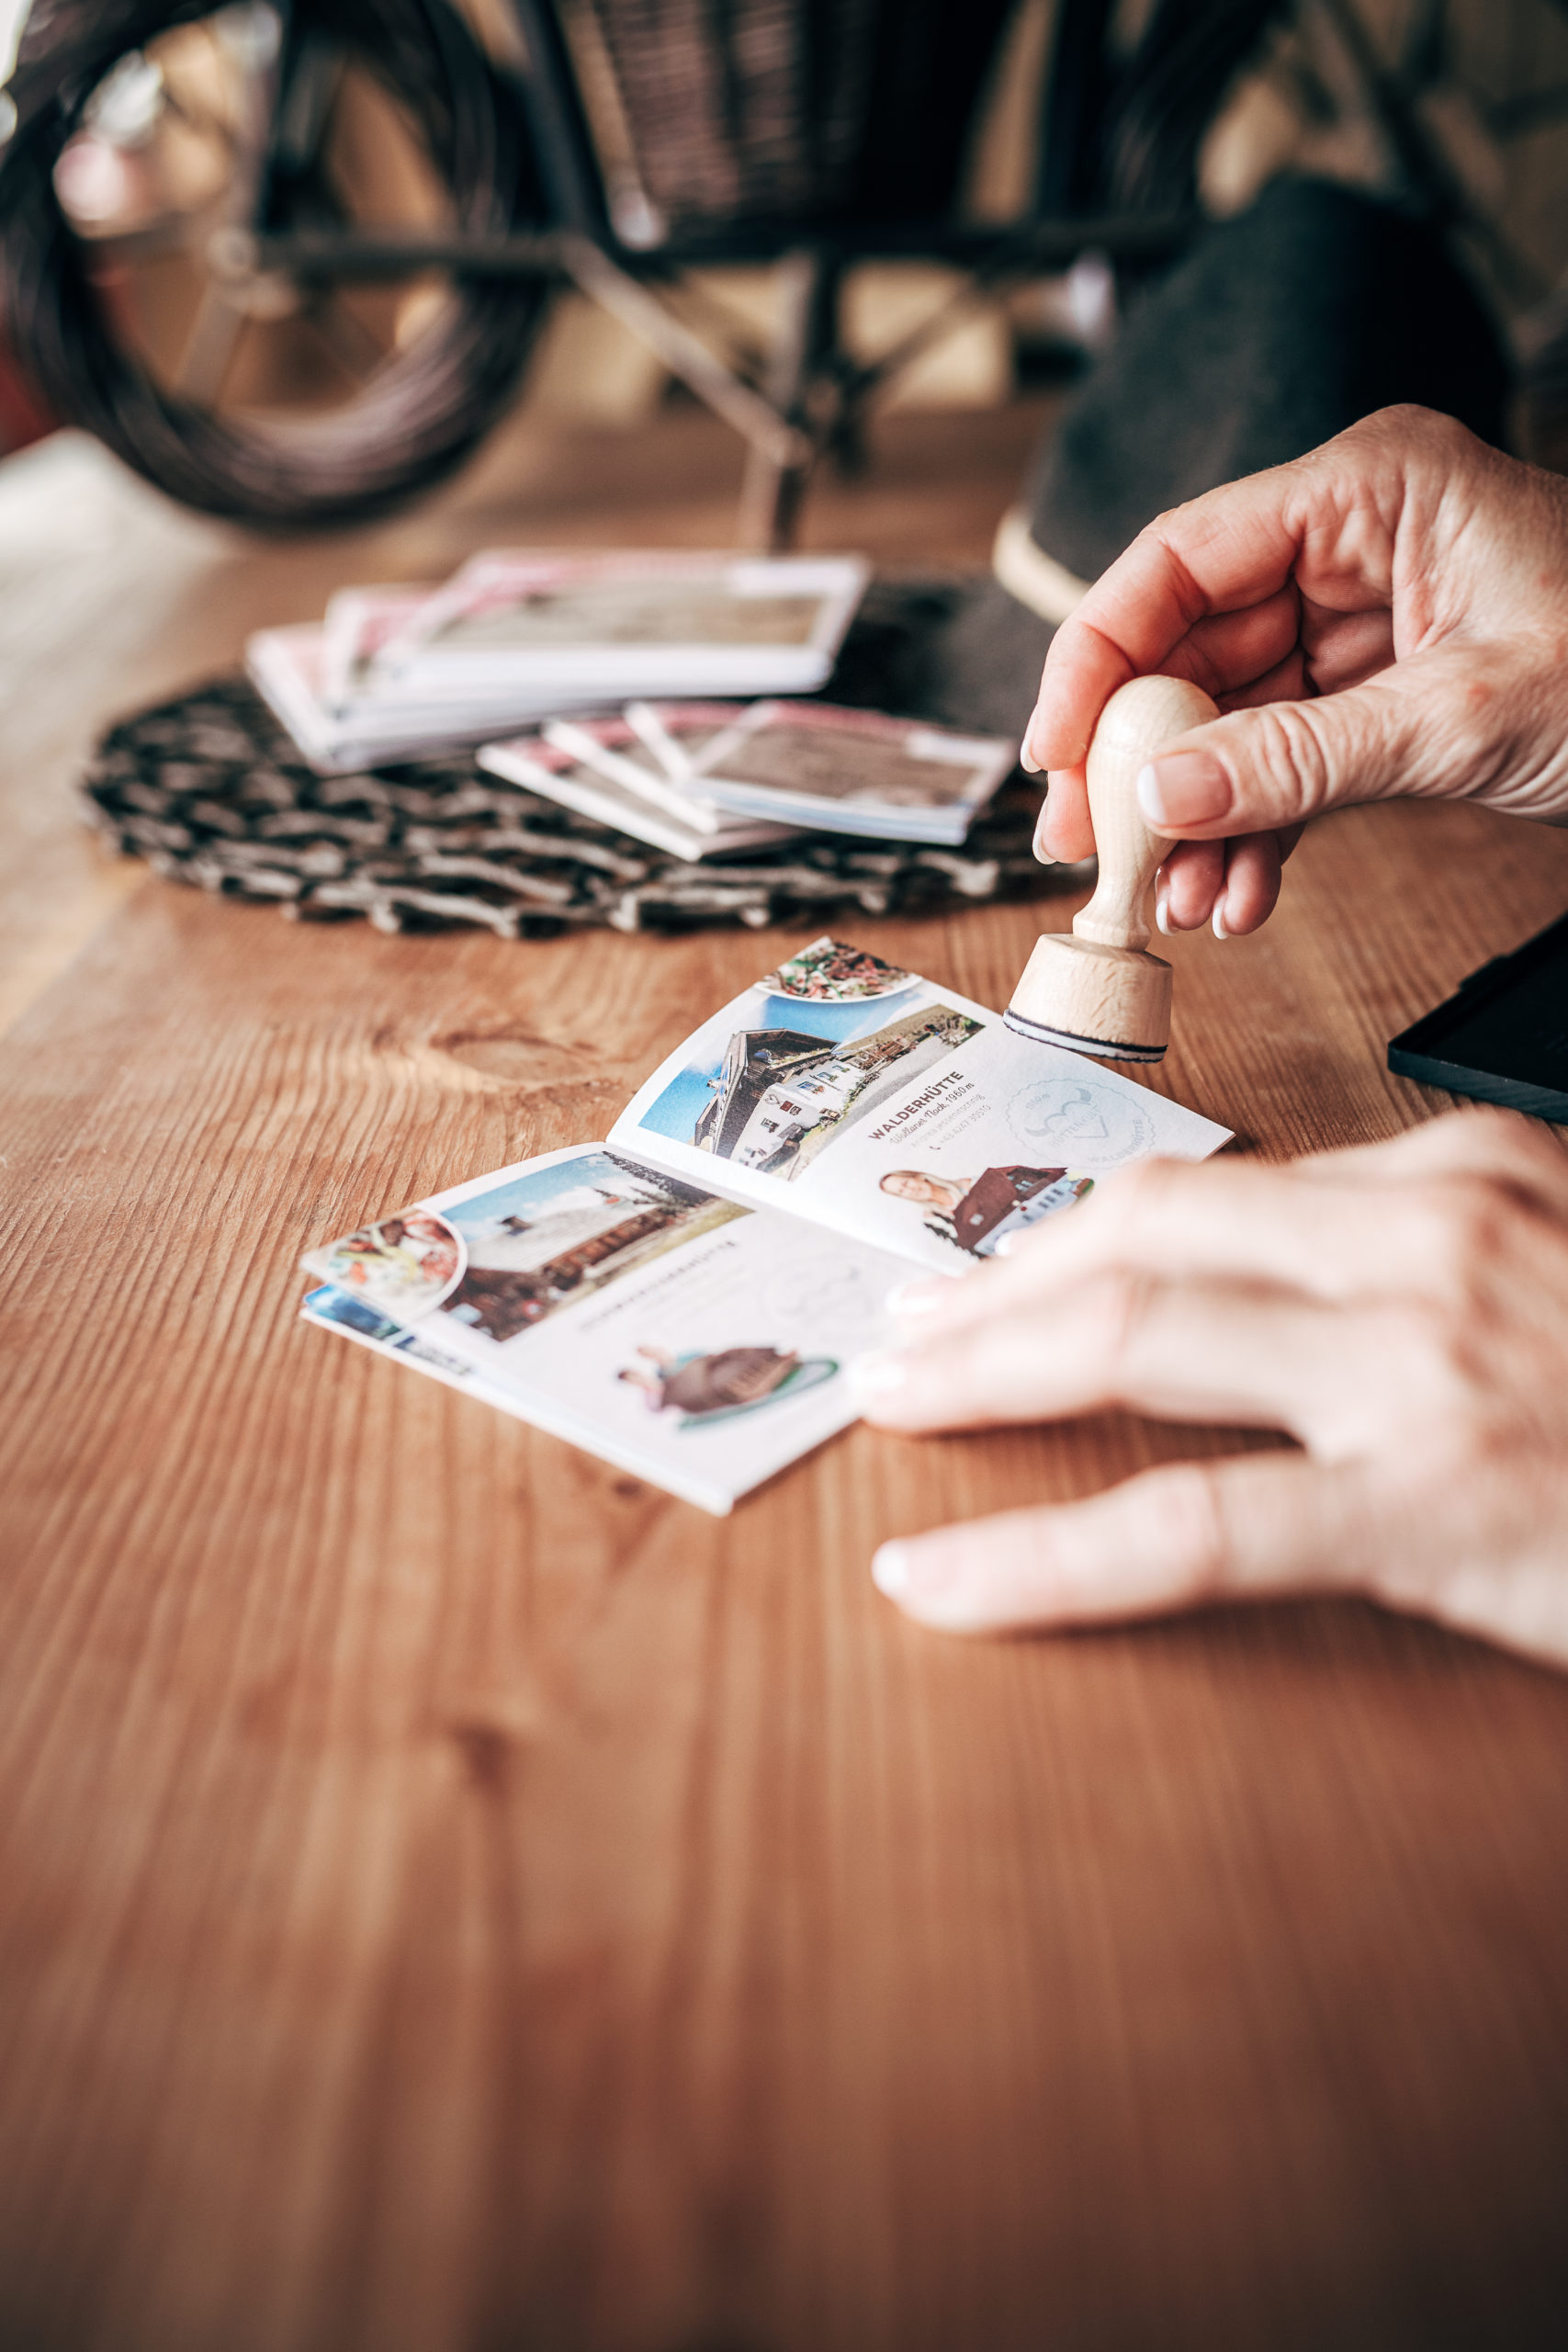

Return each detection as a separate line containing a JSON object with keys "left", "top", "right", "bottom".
{"left": 1388, "top": 911, "right": 1568, "bottom": 1122}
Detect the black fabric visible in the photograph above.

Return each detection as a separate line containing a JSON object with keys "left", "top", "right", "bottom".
{"left": 1027, "top": 176, "right": 1512, "bottom": 583}
{"left": 1038, "top": 0, "right": 1288, "bottom": 217}
{"left": 829, "top": 575, "right": 1052, "bottom": 741}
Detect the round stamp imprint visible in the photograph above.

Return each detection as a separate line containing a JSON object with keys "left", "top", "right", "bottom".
{"left": 759, "top": 1250, "right": 876, "bottom": 1337}
{"left": 1006, "top": 1074, "right": 1156, "bottom": 1168}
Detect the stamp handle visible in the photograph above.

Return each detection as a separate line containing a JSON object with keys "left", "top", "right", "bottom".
{"left": 1072, "top": 674, "right": 1220, "bottom": 951}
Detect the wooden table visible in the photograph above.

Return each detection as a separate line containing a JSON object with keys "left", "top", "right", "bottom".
{"left": 5, "top": 420, "right": 1568, "bottom": 2352}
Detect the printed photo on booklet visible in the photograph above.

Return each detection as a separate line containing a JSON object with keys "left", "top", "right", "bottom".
{"left": 371, "top": 551, "right": 870, "bottom": 698}
{"left": 688, "top": 703, "right": 1016, "bottom": 843}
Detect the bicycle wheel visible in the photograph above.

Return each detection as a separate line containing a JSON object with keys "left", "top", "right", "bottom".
{"left": 0, "top": 0, "right": 549, "bottom": 526}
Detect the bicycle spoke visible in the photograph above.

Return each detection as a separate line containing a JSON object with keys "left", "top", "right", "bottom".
{"left": 173, "top": 281, "right": 249, "bottom": 405}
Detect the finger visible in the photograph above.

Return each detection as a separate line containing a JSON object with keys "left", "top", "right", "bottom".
{"left": 1156, "top": 813, "right": 1304, "bottom": 933}
{"left": 1294, "top": 1105, "right": 1568, "bottom": 1204}
{"left": 1034, "top": 765, "right": 1093, "bottom": 862}
{"left": 1023, "top": 443, "right": 1404, "bottom": 772}
{"left": 1300, "top": 597, "right": 1394, "bottom": 692}
{"left": 1026, "top": 496, "right": 1314, "bottom": 771}
{"left": 1214, "top": 647, "right": 1308, "bottom": 712}
{"left": 1134, "top": 673, "right": 1423, "bottom": 837}
{"left": 1164, "top": 583, "right": 1302, "bottom": 701}
{"left": 1212, "top": 831, "right": 1285, "bottom": 936}
{"left": 1158, "top": 839, "right": 1225, "bottom": 932}
{"left": 1134, "top": 639, "right": 1548, "bottom": 839}
{"left": 871, "top": 1453, "right": 1377, "bottom": 1634}
{"left": 888, "top": 1159, "right": 1329, "bottom": 1335}
{"left": 880, "top": 1145, "right": 1534, "bottom": 1338}
{"left": 857, "top": 1270, "right": 1347, "bottom": 1438}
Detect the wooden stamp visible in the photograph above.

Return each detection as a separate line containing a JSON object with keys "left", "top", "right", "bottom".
{"left": 1004, "top": 673, "right": 1220, "bottom": 1062}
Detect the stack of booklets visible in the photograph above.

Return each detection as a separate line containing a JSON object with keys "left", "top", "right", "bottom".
{"left": 478, "top": 704, "right": 798, "bottom": 863}
{"left": 477, "top": 699, "right": 1018, "bottom": 862}
{"left": 245, "top": 548, "right": 870, "bottom": 774}
{"left": 246, "top": 548, "right": 1020, "bottom": 855}
{"left": 300, "top": 937, "right": 1230, "bottom": 1514}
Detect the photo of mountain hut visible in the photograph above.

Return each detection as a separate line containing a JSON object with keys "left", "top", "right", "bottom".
{"left": 441, "top": 1157, "right": 739, "bottom": 1342}
{"left": 692, "top": 1001, "right": 981, "bottom": 1179}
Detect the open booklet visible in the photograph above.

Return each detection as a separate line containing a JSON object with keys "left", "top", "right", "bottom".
{"left": 300, "top": 938, "right": 1231, "bottom": 1512}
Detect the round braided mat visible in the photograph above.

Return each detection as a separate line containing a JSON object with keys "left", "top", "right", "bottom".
{"left": 81, "top": 578, "right": 1067, "bottom": 940}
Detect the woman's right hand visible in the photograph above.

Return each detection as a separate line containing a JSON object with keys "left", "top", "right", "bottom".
{"left": 1022, "top": 406, "right": 1568, "bottom": 939}
{"left": 859, "top": 1110, "right": 1568, "bottom": 1668}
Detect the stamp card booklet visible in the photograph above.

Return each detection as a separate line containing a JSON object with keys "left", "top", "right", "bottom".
{"left": 372, "top": 551, "right": 869, "bottom": 697}
{"left": 244, "top": 555, "right": 869, "bottom": 772}
{"left": 687, "top": 701, "right": 1015, "bottom": 844}
{"left": 301, "top": 940, "right": 1230, "bottom": 1511}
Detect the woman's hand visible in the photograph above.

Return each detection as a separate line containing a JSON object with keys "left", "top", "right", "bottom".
{"left": 855, "top": 1110, "right": 1568, "bottom": 1668}
{"left": 1023, "top": 407, "right": 1568, "bottom": 938}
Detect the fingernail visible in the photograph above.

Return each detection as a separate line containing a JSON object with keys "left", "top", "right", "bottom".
{"left": 871, "top": 1540, "right": 910, "bottom": 1596}
{"left": 871, "top": 1539, "right": 951, "bottom": 1600}
{"left": 1213, "top": 900, "right": 1229, "bottom": 941}
{"left": 1137, "top": 752, "right": 1229, "bottom": 827}
{"left": 1033, "top": 775, "right": 1058, "bottom": 865}
{"left": 1019, "top": 739, "right": 1042, "bottom": 775}
{"left": 1155, "top": 874, "right": 1171, "bottom": 936}
{"left": 851, "top": 1351, "right": 908, "bottom": 1399}
{"left": 886, "top": 1280, "right": 944, "bottom": 1317}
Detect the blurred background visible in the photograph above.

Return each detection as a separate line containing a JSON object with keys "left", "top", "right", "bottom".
{"left": 5, "top": 0, "right": 1568, "bottom": 528}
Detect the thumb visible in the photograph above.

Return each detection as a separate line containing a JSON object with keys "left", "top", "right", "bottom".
{"left": 1136, "top": 672, "right": 1431, "bottom": 838}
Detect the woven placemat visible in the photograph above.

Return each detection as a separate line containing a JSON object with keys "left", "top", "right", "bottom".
{"left": 80, "top": 578, "right": 1061, "bottom": 939}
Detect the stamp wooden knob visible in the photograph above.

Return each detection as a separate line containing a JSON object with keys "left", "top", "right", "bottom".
{"left": 1003, "top": 673, "right": 1221, "bottom": 1062}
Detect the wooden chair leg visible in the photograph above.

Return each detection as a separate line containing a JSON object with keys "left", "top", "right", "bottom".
{"left": 736, "top": 246, "right": 840, "bottom": 548}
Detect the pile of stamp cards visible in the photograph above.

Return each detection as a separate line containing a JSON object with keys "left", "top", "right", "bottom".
{"left": 245, "top": 548, "right": 1016, "bottom": 856}
{"left": 479, "top": 700, "right": 1017, "bottom": 860}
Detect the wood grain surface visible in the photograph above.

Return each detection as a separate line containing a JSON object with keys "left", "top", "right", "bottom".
{"left": 4, "top": 409, "right": 1568, "bottom": 2352}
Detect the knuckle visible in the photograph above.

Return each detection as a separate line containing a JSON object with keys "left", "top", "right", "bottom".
{"left": 1151, "top": 1464, "right": 1234, "bottom": 1598}
{"left": 1168, "top": 638, "right": 1225, "bottom": 698}
{"left": 1142, "top": 514, "right": 1208, "bottom": 620}
{"left": 1397, "top": 401, "right": 1469, "bottom": 453}
{"left": 1106, "top": 1153, "right": 1173, "bottom": 1217}
{"left": 1407, "top": 1175, "right": 1514, "bottom": 1311}
{"left": 1236, "top": 701, "right": 1336, "bottom": 812}
{"left": 1086, "top": 1265, "right": 1159, "bottom": 1384}
{"left": 1100, "top": 1153, "right": 1192, "bottom": 1239}
{"left": 1445, "top": 1408, "right": 1519, "bottom": 1476}
{"left": 1378, "top": 1293, "right": 1496, "bottom": 1426}
{"left": 1349, "top": 402, "right": 1472, "bottom": 464}
{"left": 1460, "top": 1104, "right": 1532, "bottom": 1149}
{"left": 1465, "top": 1104, "right": 1568, "bottom": 1185}
{"left": 1091, "top": 1153, "right": 1247, "bottom": 1265}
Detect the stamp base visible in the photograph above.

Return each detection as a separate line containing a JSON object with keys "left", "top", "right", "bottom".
{"left": 1003, "top": 932, "right": 1172, "bottom": 1065}
{"left": 1001, "top": 1007, "right": 1168, "bottom": 1062}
